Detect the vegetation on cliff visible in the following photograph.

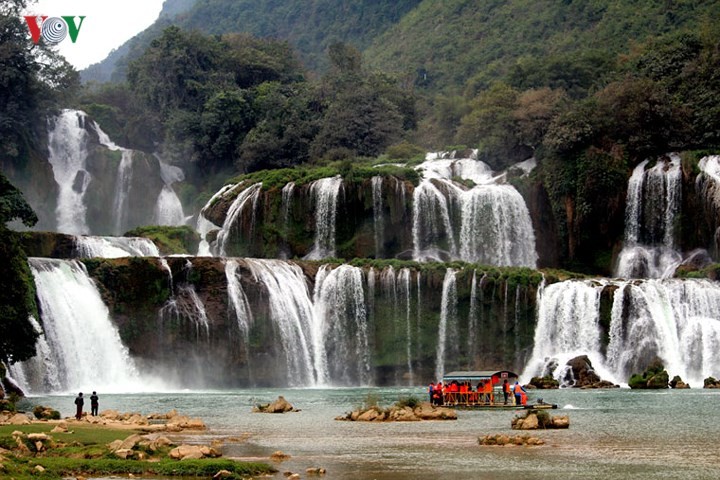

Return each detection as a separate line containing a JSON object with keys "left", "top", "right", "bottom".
{"left": 0, "top": 172, "right": 39, "bottom": 365}
{"left": 124, "top": 226, "right": 200, "bottom": 255}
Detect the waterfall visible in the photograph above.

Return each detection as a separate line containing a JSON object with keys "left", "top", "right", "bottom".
{"left": 112, "top": 150, "right": 134, "bottom": 235}
{"left": 215, "top": 182, "right": 262, "bottom": 256}
{"left": 15, "top": 259, "right": 145, "bottom": 393}
{"left": 225, "top": 260, "right": 253, "bottom": 339}
{"left": 412, "top": 180, "right": 457, "bottom": 261}
{"left": 305, "top": 176, "right": 343, "bottom": 260}
{"left": 616, "top": 154, "right": 682, "bottom": 278}
{"left": 313, "top": 264, "right": 370, "bottom": 386}
{"left": 245, "top": 259, "right": 319, "bottom": 386}
{"left": 47, "top": 110, "right": 91, "bottom": 234}
{"left": 467, "top": 271, "right": 480, "bottom": 366}
{"left": 398, "top": 268, "right": 414, "bottom": 384}
{"left": 74, "top": 235, "right": 160, "bottom": 258}
{"left": 435, "top": 268, "right": 458, "bottom": 381}
{"left": 412, "top": 156, "right": 537, "bottom": 267}
{"left": 280, "top": 182, "right": 295, "bottom": 258}
{"left": 159, "top": 282, "right": 210, "bottom": 341}
{"left": 7, "top": 317, "right": 60, "bottom": 394}
{"left": 196, "top": 183, "right": 238, "bottom": 256}
{"left": 154, "top": 160, "right": 187, "bottom": 227}
{"left": 372, "top": 176, "right": 385, "bottom": 257}
{"left": 524, "top": 278, "right": 720, "bottom": 387}
{"left": 458, "top": 185, "right": 537, "bottom": 266}
{"left": 697, "top": 155, "right": 720, "bottom": 254}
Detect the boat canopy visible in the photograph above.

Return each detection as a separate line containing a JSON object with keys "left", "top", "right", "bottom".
{"left": 442, "top": 370, "right": 519, "bottom": 384}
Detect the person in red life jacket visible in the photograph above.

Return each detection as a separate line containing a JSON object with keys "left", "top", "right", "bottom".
{"left": 502, "top": 379, "right": 510, "bottom": 404}
{"left": 513, "top": 381, "right": 526, "bottom": 406}
{"left": 436, "top": 382, "right": 444, "bottom": 405}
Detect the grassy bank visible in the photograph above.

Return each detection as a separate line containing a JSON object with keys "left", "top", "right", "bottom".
{"left": 0, "top": 423, "right": 275, "bottom": 480}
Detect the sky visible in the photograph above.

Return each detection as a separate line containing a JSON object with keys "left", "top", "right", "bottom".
{"left": 26, "top": 0, "right": 166, "bottom": 69}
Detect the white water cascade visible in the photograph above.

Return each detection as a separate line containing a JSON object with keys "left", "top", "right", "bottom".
{"left": 74, "top": 235, "right": 160, "bottom": 258}
{"left": 225, "top": 260, "right": 253, "bottom": 339}
{"left": 215, "top": 182, "right": 262, "bottom": 256}
{"left": 154, "top": 160, "right": 187, "bottom": 227}
{"left": 16, "top": 259, "right": 145, "bottom": 393}
{"left": 398, "top": 268, "right": 414, "bottom": 384}
{"left": 616, "top": 154, "right": 682, "bottom": 278}
{"left": 47, "top": 110, "right": 92, "bottom": 234}
{"left": 313, "top": 265, "right": 370, "bottom": 386}
{"left": 196, "top": 183, "right": 238, "bottom": 256}
{"left": 412, "top": 155, "right": 537, "bottom": 267}
{"left": 305, "top": 176, "right": 343, "bottom": 260}
{"left": 244, "top": 259, "right": 321, "bottom": 386}
{"left": 372, "top": 176, "right": 385, "bottom": 257}
{"left": 524, "top": 278, "right": 720, "bottom": 386}
{"left": 7, "top": 316, "right": 60, "bottom": 394}
{"left": 435, "top": 268, "right": 458, "bottom": 381}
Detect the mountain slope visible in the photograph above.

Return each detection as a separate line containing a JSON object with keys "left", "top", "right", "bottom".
{"left": 364, "top": 0, "right": 720, "bottom": 93}
{"left": 81, "top": 0, "right": 422, "bottom": 83}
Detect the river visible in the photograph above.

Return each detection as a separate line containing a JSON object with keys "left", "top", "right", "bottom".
{"left": 21, "top": 387, "right": 720, "bottom": 479}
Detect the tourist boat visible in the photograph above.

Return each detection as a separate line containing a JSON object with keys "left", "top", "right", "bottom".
{"left": 434, "top": 370, "right": 557, "bottom": 410}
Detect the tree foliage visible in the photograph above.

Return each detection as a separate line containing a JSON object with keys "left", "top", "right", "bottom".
{"left": 0, "top": 172, "right": 39, "bottom": 364}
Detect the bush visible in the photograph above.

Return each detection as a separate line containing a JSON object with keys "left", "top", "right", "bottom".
{"left": 396, "top": 395, "right": 420, "bottom": 409}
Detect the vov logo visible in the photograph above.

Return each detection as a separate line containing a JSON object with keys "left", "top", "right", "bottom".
{"left": 24, "top": 16, "right": 86, "bottom": 44}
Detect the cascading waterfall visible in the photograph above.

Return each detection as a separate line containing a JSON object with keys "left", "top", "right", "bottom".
{"left": 154, "top": 160, "right": 187, "bottom": 227}
{"left": 458, "top": 186, "right": 537, "bottom": 266}
{"left": 305, "top": 176, "right": 343, "bottom": 260}
{"left": 74, "top": 235, "right": 160, "bottom": 258}
{"left": 280, "top": 182, "right": 295, "bottom": 258}
{"left": 435, "top": 268, "right": 458, "bottom": 381}
{"left": 112, "top": 150, "right": 134, "bottom": 235}
{"left": 412, "top": 180, "right": 457, "bottom": 261}
{"left": 225, "top": 259, "right": 253, "bottom": 339}
{"left": 245, "top": 259, "right": 320, "bottom": 386}
{"left": 616, "top": 154, "right": 682, "bottom": 278}
{"left": 372, "top": 176, "right": 385, "bottom": 257}
{"left": 467, "top": 271, "right": 479, "bottom": 366}
{"left": 94, "top": 123, "right": 135, "bottom": 236}
{"left": 7, "top": 317, "right": 60, "bottom": 394}
{"left": 47, "top": 110, "right": 91, "bottom": 234}
{"left": 17, "top": 258, "right": 144, "bottom": 393}
{"left": 215, "top": 182, "right": 262, "bottom": 256}
{"left": 524, "top": 278, "right": 720, "bottom": 386}
{"left": 412, "top": 156, "right": 537, "bottom": 267}
{"left": 313, "top": 264, "right": 370, "bottom": 386}
{"left": 196, "top": 183, "right": 238, "bottom": 256}
{"left": 159, "top": 261, "right": 210, "bottom": 341}
{"left": 398, "top": 268, "right": 414, "bottom": 384}
{"left": 696, "top": 155, "right": 720, "bottom": 253}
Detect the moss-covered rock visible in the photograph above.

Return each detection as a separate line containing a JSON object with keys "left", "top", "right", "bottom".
{"left": 628, "top": 359, "right": 669, "bottom": 389}
{"left": 124, "top": 226, "right": 200, "bottom": 255}
{"left": 529, "top": 375, "right": 559, "bottom": 389}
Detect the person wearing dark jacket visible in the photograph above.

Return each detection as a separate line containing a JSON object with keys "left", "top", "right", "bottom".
{"left": 90, "top": 391, "right": 99, "bottom": 416}
{"left": 74, "top": 392, "right": 84, "bottom": 420}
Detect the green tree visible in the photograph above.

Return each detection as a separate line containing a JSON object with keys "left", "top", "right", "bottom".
{"left": 0, "top": 172, "right": 39, "bottom": 364}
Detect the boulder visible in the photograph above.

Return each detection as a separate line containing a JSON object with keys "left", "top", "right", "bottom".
{"left": 529, "top": 375, "right": 559, "bottom": 389}
{"left": 8, "top": 413, "right": 30, "bottom": 425}
{"left": 670, "top": 375, "right": 690, "bottom": 389}
{"left": 704, "top": 377, "right": 720, "bottom": 388}
{"left": 512, "top": 410, "right": 570, "bottom": 430}
{"left": 565, "top": 355, "right": 602, "bottom": 387}
{"left": 629, "top": 359, "right": 669, "bottom": 389}
{"left": 169, "top": 444, "right": 218, "bottom": 460}
{"left": 478, "top": 434, "right": 544, "bottom": 446}
{"left": 306, "top": 467, "right": 327, "bottom": 475}
{"left": 253, "top": 396, "right": 298, "bottom": 414}
{"left": 270, "top": 450, "right": 291, "bottom": 461}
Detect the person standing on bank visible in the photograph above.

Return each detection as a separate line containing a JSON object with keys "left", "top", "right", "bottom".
{"left": 90, "top": 391, "right": 99, "bottom": 416}
{"left": 74, "top": 392, "right": 84, "bottom": 420}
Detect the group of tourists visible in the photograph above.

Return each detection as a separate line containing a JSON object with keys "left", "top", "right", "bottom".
{"left": 429, "top": 379, "right": 527, "bottom": 406}
{"left": 74, "top": 391, "right": 99, "bottom": 419}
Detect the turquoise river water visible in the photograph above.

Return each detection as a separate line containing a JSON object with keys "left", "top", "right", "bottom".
{"left": 22, "top": 388, "right": 720, "bottom": 479}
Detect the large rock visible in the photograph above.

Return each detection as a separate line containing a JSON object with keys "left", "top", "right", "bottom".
{"left": 629, "top": 359, "right": 669, "bottom": 389}
{"left": 512, "top": 410, "right": 570, "bottom": 430}
{"left": 169, "top": 444, "right": 221, "bottom": 460}
{"left": 253, "top": 396, "right": 298, "bottom": 414}
{"left": 336, "top": 402, "right": 456, "bottom": 422}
